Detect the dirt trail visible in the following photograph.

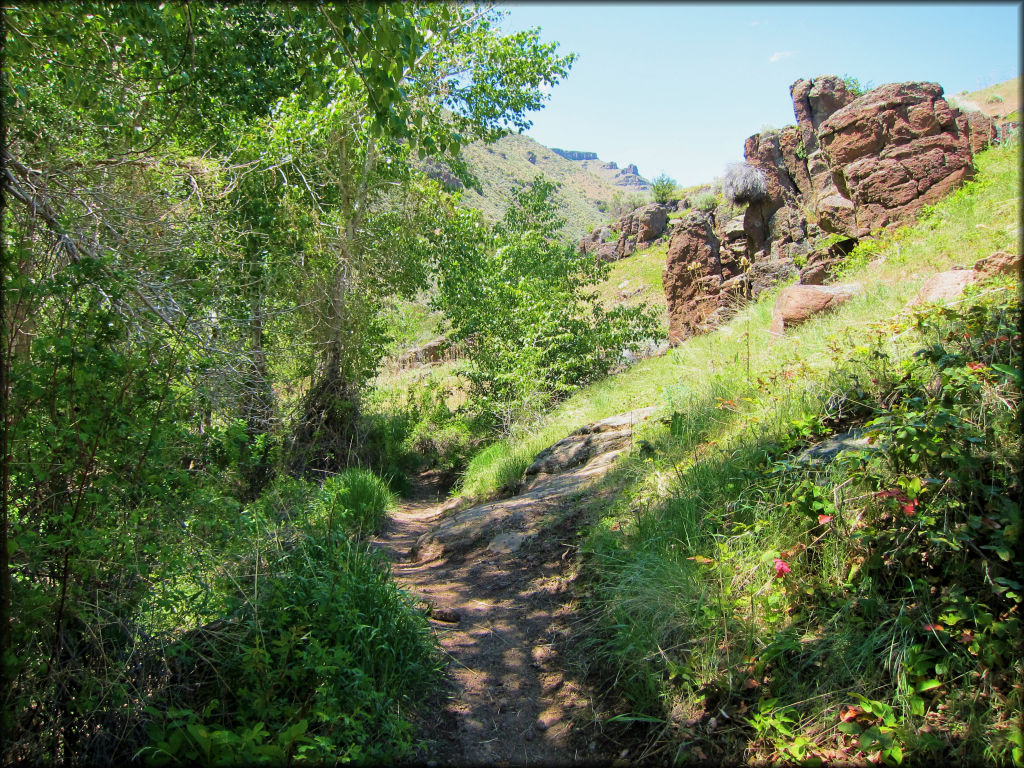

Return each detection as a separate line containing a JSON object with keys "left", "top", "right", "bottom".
{"left": 372, "top": 409, "right": 657, "bottom": 766}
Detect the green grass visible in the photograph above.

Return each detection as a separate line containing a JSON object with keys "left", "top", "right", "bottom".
{"left": 456, "top": 142, "right": 1019, "bottom": 504}
{"left": 595, "top": 242, "right": 670, "bottom": 325}
{"left": 456, "top": 132, "right": 650, "bottom": 240}
{"left": 553, "top": 142, "right": 1020, "bottom": 764}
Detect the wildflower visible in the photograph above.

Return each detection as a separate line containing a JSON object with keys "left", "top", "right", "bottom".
{"left": 966, "top": 361, "right": 986, "bottom": 371}
{"left": 902, "top": 498, "right": 919, "bottom": 516}
{"left": 773, "top": 558, "right": 791, "bottom": 578}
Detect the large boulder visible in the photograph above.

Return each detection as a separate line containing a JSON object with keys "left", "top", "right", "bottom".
{"left": 769, "top": 283, "right": 861, "bottom": 336}
{"left": 906, "top": 252, "right": 1020, "bottom": 307}
{"left": 611, "top": 202, "right": 672, "bottom": 259}
{"left": 618, "top": 203, "right": 670, "bottom": 244}
{"left": 906, "top": 269, "right": 979, "bottom": 307}
{"left": 818, "top": 82, "right": 995, "bottom": 237}
{"left": 663, "top": 212, "right": 748, "bottom": 344}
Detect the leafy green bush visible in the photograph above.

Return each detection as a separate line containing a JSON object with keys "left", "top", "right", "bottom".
{"left": 142, "top": 527, "right": 439, "bottom": 765}
{"left": 309, "top": 468, "right": 396, "bottom": 538}
{"left": 432, "top": 176, "right": 664, "bottom": 430}
{"left": 582, "top": 284, "right": 1021, "bottom": 764}
{"left": 363, "top": 376, "right": 488, "bottom": 478}
{"left": 651, "top": 173, "right": 677, "bottom": 204}
{"left": 692, "top": 191, "right": 719, "bottom": 211}
{"left": 841, "top": 74, "right": 875, "bottom": 97}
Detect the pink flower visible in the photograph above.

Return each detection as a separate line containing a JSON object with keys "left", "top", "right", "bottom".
{"left": 773, "top": 558, "right": 791, "bottom": 578}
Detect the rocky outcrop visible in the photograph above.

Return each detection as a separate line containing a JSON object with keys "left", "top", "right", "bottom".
{"left": 581, "top": 203, "right": 672, "bottom": 262}
{"left": 551, "top": 148, "right": 600, "bottom": 161}
{"left": 818, "top": 82, "right": 996, "bottom": 237}
{"left": 661, "top": 76, "right": 998, "bottom": 345}
{"left": 615, "top": 163, "right": 648, "bottom": 188}
{"left": 663, "top": 212, "right": 750, "bottom": 344}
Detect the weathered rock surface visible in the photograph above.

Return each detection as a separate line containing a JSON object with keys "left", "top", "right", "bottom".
{"left": 818, "top": 81, "right": 995, "bottom": 237}
{"left": 663, "top": 212, "right": 745, "bottom": 344}
{"left": 905, "top": 251, "right": 1020, "bottom": 307}
{"left": 797, "top": 428, "right": 875, "bottom": 465}
{"left": 522, "top": 407, "right": 657, "bottom": 490}
{"left": 906, "top": 269, "right": 979, "bottom": 306}
{"left": 411, "top": 408, "right": 657, "bottom": 561}
{"left": 973, "top": 250, "right": 1021, "bottom": 279}
{"left": 769, "top": 283, "right": 861, "bottom": 336}
{"left": 661, "top": 76, "right": 998, "bottom": 345}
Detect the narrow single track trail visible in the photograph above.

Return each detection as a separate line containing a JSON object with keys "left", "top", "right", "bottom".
{"left": 371, "top": 408, "right": 657, "bottom": 766}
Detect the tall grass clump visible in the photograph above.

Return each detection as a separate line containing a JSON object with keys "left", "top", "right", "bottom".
{"left": 721, "top": 162, "right": 768, "bottom": 204}
{"left": 574, "top": 141, "right": 1020, "bottom": 765}
{"left": 309, "top": 467, "right": 396, "bottom": 537}
{"left": 136, "top": 468, "right": 439, "bottom": 765}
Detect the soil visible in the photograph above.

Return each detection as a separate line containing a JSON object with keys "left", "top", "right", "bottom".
{"left": 372, "top": 469, "right": 622, "bottom": 767}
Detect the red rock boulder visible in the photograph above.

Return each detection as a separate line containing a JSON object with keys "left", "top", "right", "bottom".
{"left": 769, "top": 284, "right": 861, "bottom": 336}
{"left": 817, "top": 82, "right": 995, "bottom": 237}
{"left": 663, "top": 212, "right": 748, "bottom": 344}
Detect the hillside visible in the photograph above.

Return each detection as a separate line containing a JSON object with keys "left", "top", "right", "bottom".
{"left": 947, "top": 76, "right": 1020, "bottom": 125}
{"left": 447, "top": 140, "right": 1020, "bottom": 764}
{"left": 429, "top": 132, "right": 651, "bottom": 240}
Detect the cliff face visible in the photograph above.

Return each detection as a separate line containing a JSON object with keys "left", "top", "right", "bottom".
{"left": 551, "top": 148, "right": 600, "bottom": 161}
{"left": 660, "top": 77, "right": 997, "bottom": 345}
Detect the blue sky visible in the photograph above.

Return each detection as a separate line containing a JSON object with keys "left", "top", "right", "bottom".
{"left": 499, "top": 3, "right": 1021, "bottom": 186}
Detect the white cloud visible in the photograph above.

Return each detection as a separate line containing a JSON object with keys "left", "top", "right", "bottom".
{"left": 769, "top": 51, "right": 795, "bottom": 63}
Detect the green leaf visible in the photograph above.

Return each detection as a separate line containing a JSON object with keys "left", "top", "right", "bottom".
{"left": 991, "top": 363, "right": 1022, "bottom": 384}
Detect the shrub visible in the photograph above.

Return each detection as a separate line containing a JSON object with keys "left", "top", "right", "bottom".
{"left": 721, "top": 162, "right": 768, "bottom": 204}
{"left": 651, "top": 173, "right": 677, "bottom": 204}
{"left": 433, "top": 176, "right": 663, "bottom": 428}
{"left": 142, "top": 531, "right": 439, "bottom": 765}
{"left": 841, "top": 74, "right": 874, "bottom": 97}
{"left": 692, "top": 191, "right": 719, "bottom": 211}
{"left": 310, "top": 467, "right": 396, "bottom": 537}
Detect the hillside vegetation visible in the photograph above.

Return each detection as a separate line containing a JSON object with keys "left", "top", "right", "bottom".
{"left": 948, "top": 76, "right": 1021, "bottom": 125}
{"left": 454, "top": 132, "right": 651, "bottom": 240}
{"left": 453, "top": 140, "right": 1021, "bottom": 764}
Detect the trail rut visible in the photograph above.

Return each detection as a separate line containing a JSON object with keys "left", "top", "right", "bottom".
{"left": 371, "top": 408, "right": 657, "bottom": 766}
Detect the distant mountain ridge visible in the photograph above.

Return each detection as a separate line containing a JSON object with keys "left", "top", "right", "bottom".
{"left": 550, "top": 148, "right": 598, "bottom": 161}
{"left": 424, "top": 133, "right": 652, "bottom": 240}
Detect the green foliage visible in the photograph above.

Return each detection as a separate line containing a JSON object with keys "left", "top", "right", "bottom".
{"left": 432, "top": 176, "right": 664, "bottom": 430}
{"left": 609, "top": 189, "right": 651, "bottom": 218}
{"left": 4, "top": 1, "right": 578, "bottom": 761}
{"left": 842, "top": 74, "right": 875, "bottom": 98}
{"left": 693, "top": 191, "right": 719, "bottom": 211}
{"left": 141, "top": 523, "right": 439, "bottom": 765}
{"left": 309, "top": 468, "right": 396, "bottom": 538}
{"left": 651, "top": 173, "right": 677, "bottom": 204}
